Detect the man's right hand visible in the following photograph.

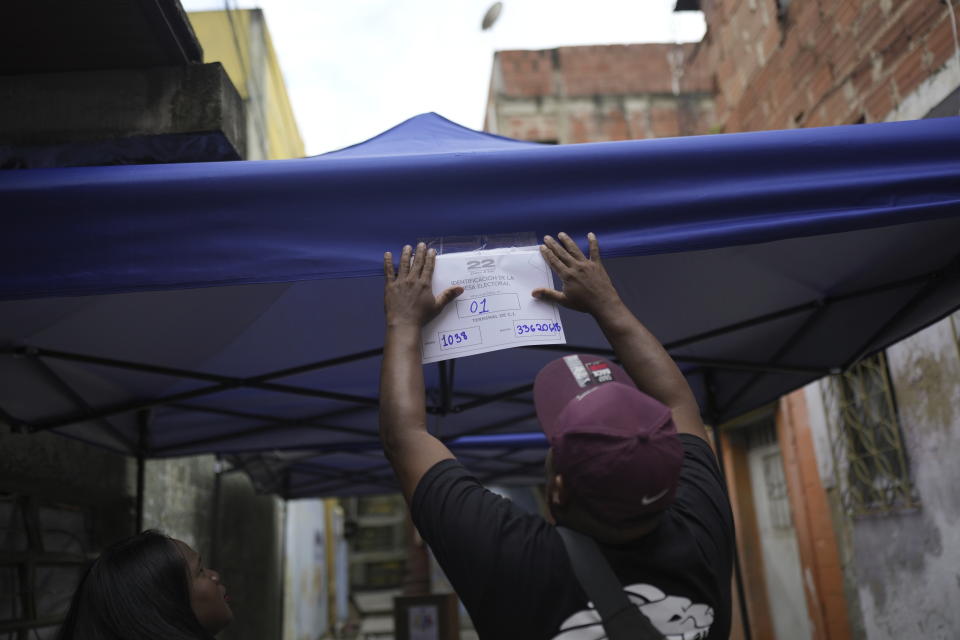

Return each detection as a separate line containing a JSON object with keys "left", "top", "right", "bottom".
{"left": 532, "top": 232, "right": 622, "bottom": 318}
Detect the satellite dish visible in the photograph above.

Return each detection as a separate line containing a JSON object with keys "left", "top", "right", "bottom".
{"left": 481, "top": 2, "right": 503, "bottom": 31}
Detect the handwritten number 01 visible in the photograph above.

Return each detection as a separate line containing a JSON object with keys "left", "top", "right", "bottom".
{"left": 469, "top": 298, "right": 489, "bottom": 314}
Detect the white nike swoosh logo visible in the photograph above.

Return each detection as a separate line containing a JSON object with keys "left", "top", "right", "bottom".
{"left": 641, "top": 488, "right": 668, "bottom": 506}
{"left": 574, "top": 386, "right": 601, "bottom": 401}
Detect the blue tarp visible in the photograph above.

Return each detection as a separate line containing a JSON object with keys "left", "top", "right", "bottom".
{"left": 2, "top": 113, "right": 959, "bottom": 497}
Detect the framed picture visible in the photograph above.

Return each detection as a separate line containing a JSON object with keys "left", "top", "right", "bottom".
{"left": 393, "top": 593, "right": 460, "bottom": 640}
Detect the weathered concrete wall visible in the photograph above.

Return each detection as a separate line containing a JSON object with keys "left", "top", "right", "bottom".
{"left": 141, "top": 455, "right": 218, "bottom": 558}
{"left": 217, "top": 471, "right": 286, "bottom": 640}
{"left": 0, "top": 62, "right": 246, "bottom": 167}
{"left": 0, "top": 424, "right": 132, "bottom": 543}
{"left": 851, "top": 311, "right": 960, "bottom": 638}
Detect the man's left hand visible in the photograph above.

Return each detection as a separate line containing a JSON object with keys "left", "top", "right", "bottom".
{"left": 384, "top": 242, "right": 463, "bottom": 327}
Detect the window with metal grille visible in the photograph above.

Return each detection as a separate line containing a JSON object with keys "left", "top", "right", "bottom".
{"left": 762, "top": 451, "right": 793, "bottom": 530}
{"left": 744, "top": 420, "right": 793, "bottom": 530}
{"left": 821, "top": 352, "right": 918, "bottom": 516}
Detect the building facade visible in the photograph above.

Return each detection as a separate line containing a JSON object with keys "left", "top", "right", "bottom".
{"left": 188, "top": 9, "right": 304, "bottom": 161}
{"left": 0, "top": 6, "right": 316, "bottom": 640}
{"left": 485, "top": 2, "right": 960, "bottom": 639}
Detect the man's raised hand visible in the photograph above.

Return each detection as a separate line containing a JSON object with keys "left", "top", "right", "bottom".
{"left": 384, "top": 243, "right": 463, "bottom": 327}
{"left": 532, "top": 232, "right": 621, "bottom": 316}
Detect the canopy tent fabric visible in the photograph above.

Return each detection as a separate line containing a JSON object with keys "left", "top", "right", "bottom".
{"left": 2, "top": 113, "right": 959, "bottom": 498}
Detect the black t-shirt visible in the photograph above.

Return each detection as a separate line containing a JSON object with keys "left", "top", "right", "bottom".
{"left": 411, "top": 433, "right": 734, "bottom": 640}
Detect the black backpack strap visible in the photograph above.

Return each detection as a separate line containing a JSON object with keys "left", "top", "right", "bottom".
{"left": 556, "top": 526, "right": 665, "bottom": 640}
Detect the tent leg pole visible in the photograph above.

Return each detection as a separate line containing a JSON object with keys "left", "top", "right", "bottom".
{"left": 135, "top": 410, "right": 151, "bottom": 534}
{"left": 438, "top": 361, "right": 452, "bottom": 415}
{"left": 135, "top": 452, "right": 145, "bottom": 534}
{"left": 704, "top": 372, "right": 752, "bottom": 640}
{"left": 211, "top": 457, "right": 224, "bottom": 570}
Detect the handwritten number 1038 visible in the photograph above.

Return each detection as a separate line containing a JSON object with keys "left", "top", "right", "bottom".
{"left": 440, "top": 331, "right": 470, "bottom": 347}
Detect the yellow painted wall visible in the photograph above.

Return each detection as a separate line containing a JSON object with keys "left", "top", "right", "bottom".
{"left": 188, "top": 9, "right": 305, "bottom": 159}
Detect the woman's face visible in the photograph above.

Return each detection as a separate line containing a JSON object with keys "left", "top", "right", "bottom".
{"left": 174, "top": 540, "right": 233, "bottom": 635}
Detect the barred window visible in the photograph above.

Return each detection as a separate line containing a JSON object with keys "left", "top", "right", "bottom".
{"left": 762, "top": 451, "right": 793, "bottom": 530}
{"left": 745, "top": 420, "right": 793, "bottom": 530}
{"left": 822, "top": 352, "right": 918, "bottom": 516}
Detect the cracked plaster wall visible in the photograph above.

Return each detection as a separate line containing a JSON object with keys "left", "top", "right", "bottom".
{"left": 853, "top": 311, "right": 960, "bottom": 639}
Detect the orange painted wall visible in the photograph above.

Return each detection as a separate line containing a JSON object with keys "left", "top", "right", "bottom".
{"left": 720, "top": 431, "right": 776, "bottom": 640}
{"left": 777, "top": 391, "right": 852, "bottom": 640}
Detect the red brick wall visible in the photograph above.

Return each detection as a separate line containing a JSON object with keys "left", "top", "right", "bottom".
{"left": 487, "top": 44, "right": 717, "bottom": 143}
{"left": 497, "top": 44, "right": 712, "bottom": 97}
{"left": 487, "top": 0, "right": 956, "bottom": 141}
{"left": 693, "top": 0, "right": 958, "bottom": 131}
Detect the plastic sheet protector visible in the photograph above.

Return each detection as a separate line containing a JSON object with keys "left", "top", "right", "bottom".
{"left": 420, "top": 246, "right": 566, "bottom": 363}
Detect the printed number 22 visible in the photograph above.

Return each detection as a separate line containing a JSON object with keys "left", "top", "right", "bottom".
{"left": 467, "top": 259, "right": 495, "bottom": 269}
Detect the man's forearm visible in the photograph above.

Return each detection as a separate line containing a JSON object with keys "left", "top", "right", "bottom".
{"left": 592, "top": 301, "right": 700, "bottom": 418}
{"left": 379, "top": 323, "right": 427, "bottom": 452}
{"left": 379, "top": 245, "right": 457, "bottom": 501}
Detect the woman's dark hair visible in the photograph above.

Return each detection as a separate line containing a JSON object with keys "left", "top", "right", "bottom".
{"left": 57, "top": 530, "right": 215, "bottom": 640}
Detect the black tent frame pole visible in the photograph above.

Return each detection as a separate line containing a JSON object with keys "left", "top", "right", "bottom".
{"left": 704, "top": 371, "right": 752, "bottom": 640}
{"left": 26, "top": 355, "right": 137, "bottom": 452}
{"left": 211, "top": 457, "right": 224, "bottom": 572}
{"left": 151, "top": 405, "right": 377, "bottom": 454}
{"left": 452, "top": 390, "right": 530, "bottom": 406}
{"left": 12, "top": 346, "right": 383, "bottom": 432}
{"left": 843, "top": 255, "right": 959, "bottom": 371}
{"left": 2, "top": 265, "right": 942, "bottom": 437}
{"left": 673, "top": 356, "right": 826, "bottom": 376}
{"left": 4, "top": 262, "right": 953, "bottom": 506}
{"left": 450, "top": 383, "right": 534, "bottom": 413}
{"left": 245, "top": 411, "right": 540, "bottom": 458}
{"left": 664, "top": 269, "right": 937, "bottom": 351}
{"left": 135, "top": 409, "right": 151, "bottom": 534}
{"left": 718, "top": 301, "right": 834, "bottom": 417}
{"left": 526, "top": 269, "right": 936, "bottom": 358}
{"left": 438, "top": 360, "right": 453, "bottom": 415}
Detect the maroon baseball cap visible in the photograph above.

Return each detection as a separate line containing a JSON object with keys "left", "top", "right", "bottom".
{"left": 534, "top": 354, "right": 684, "bottom": 524}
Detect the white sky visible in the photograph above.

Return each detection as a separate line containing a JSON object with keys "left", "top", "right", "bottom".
{"left": 180, "top": 1, "right": 705, "bottom": 155}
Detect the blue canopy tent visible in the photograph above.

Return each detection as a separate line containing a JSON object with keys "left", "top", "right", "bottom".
{"left": 2, "top": 113, "right": 960, "bottom": 500}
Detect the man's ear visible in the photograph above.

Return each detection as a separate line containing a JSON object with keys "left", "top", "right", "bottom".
{"left": 550, "top": 473, "right": 568, "bottom": 508}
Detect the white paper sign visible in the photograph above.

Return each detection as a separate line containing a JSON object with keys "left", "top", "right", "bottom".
{"left": 421, "top": 246, "right": 566, "bottom": 364}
